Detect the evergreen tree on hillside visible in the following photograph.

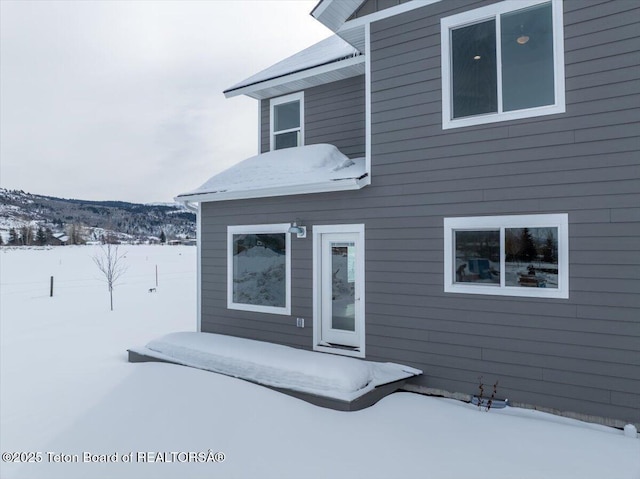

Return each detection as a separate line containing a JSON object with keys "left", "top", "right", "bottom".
{"left": 36, "top": 226, "right": 47, "bottom": 245}
{"left": 160, "top": 230, "right": 167, "bottom": 244}
{"left": 8, "top": 228, "right": 18, "bottom": 245}
{"left": 0, "top": 234, "right": 4, "bottom": 246}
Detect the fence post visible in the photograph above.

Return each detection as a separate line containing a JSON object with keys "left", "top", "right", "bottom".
{"left": 50, "top": 276, "right": 54, "bottom": 297}
{"left": 155, "top": 265, "right": 158, "bottom": 287}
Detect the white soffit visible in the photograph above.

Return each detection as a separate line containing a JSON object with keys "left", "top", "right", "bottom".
{"left": 225, "top": 2, "right": 444, "bottom": 100}
{"left": 311, "top": 0, "right": 364, "bottom": 32}
{"left": 338, "top": 24, "right": 366, "bottom": 52}
{"left": 225, "top": 35, "right": 364, "bottom": 100}
{"left": 228, "top": 58, "right": 365, "bottom": 100}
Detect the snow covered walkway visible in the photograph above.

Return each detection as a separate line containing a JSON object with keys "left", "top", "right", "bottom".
{"left": 129, "top": 331, "right": 421, "bottom": 407}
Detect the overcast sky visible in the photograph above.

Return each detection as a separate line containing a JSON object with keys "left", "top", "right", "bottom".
{"left": 0, "top": 0, "right": 330, "bottom": 203}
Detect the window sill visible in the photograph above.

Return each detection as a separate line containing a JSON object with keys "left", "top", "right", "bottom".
{"left": 444, "top": 284, "right": 568, "bottom": 299}
{"left": 228, "top": 303, "right": 291, "bottom": 316}
{"left": 443, "top": 103, "right": 565, "bottom": 130}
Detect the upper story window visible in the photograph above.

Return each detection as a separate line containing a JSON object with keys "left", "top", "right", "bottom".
{"left": 270, "top": 92, "right": 304, "bottom": 150}
{"left": 441, "top": 0, "right": 565, "bottom": 129}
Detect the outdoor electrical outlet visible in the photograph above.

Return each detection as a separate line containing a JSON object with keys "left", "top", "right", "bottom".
{"left": 296, "top": 318, "right": 304, "bottom": 328}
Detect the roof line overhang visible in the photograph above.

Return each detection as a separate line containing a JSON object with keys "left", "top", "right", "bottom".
{"left": 224, "top": 54, "right": 365, "bottom": 100}
{"left": 311, "top": 0, "right": 364, "bottom": 32}
{"left": 175, "top": 174, "right": 369, "bottom": 204}
{"left": 322, "top": 0, "right": 445, "bottom": 53}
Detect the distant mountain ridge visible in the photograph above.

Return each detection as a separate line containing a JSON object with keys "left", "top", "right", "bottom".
{"left": 0, "top": 188, "right": 196, "bottom": 244}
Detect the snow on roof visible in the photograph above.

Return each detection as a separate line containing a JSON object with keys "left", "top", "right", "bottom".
{"left": 176, "top": 144, "right": 368, "bottom": 203}
{"left": 224, "top": 35, "right": 361, "bottom": 97}
{"left": 133, "top": 331, "right": 422, "bottom": 401}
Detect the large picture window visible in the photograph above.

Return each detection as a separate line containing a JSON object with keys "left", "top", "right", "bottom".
{"left": 270, "top": 92, "right": 304, "bottom": 151}
{"left": 444, "top": 214, "right": 568, "bottom": 298}
{"left": 441, "top": 0, "right": 565, "bottom": 129}
{"left": 227, "top": 224, "right": 291, "bottom": 315}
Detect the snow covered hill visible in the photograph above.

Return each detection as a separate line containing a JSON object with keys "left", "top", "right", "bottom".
{"left": 0, "top": 188, "right": 195, "bottom": 244}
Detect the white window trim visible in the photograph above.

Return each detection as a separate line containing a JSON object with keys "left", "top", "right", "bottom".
{"left": 440, "top": 0, "right": 565, "bottom": 130}
{"left": 313, "top": 224, "right": 366, "bottom": 358}
{"left": 227, "top": 223, "right": 292, "bottom": 315}
{"left": 444, "top": 214, "right": 569, "bottom": 299}
{"left": 269, "top": 92, "right": 304, "bottom": 151}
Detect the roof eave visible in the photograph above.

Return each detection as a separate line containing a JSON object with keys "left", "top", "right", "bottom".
{"left": 224, "top": 55, "right": 365, "bottom": 100}
{"left": 175, "top": 175, "right": 369, "bottom": 204}
{"left": 331, "top": 1, "right": 446, "bottom": 53}
{"left": 311, "top": 0, "right": 364, "bottom": 32}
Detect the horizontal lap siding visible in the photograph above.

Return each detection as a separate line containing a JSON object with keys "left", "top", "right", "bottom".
{"left": 366, "top": 0, "right": 640, "bottom": 424}
{"left": 260, "top": 75, "right": 366, "bottom": 157}
{"left": 201, "top": 0, "right": 639, "bottom": 426}
{"left": 201, "top": 193, "right": 363, "bottom": 351}
{"left": 216, "top": 39, "right": 368, "bottom": 348}
{"left": 260, "top": 101, "right": 269, "bottom": 153}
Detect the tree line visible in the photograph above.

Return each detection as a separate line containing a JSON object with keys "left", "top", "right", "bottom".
{"left": 2, "top": 224, "right": 172, "bottom": 246}
{"left": 2, "top": 223, "right": 86, "bottom": 246}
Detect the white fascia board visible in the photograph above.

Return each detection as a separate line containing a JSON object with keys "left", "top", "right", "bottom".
{"left": 225, "top": 55, "right": 365, "bottom": 100}
{"left": 175, "top": 176, "right": 368, "bottom": 204}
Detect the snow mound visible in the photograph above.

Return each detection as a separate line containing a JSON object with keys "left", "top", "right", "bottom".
{"left": 177, "top": 144, "right": 366, "bottom": 200}
{"left": 146, "top": 332, "right": 373, "bottom": 394}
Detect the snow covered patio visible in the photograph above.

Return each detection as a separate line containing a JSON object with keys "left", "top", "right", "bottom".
{"left": 128, "top": 332, "right": 422, "bottom": 411}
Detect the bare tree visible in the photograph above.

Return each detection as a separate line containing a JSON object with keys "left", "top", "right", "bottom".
{"left": 92, "top": 244, "right": 128, "bottom": 311}
{"left": 66, "top": 223, "right": 86, "bottom": 245}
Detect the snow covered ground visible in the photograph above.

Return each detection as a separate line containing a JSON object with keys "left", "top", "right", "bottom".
{"left": 1, "top": 246, "right": 639, "bottom": 479}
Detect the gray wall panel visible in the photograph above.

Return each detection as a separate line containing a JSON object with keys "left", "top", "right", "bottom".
{"left": 200, "top": 0, "right": 640, "bottom": 426}
{"left": 260, "top": 75, "right": 365, "bottom": 157}
{"left": 260, "top": 100, "right": 269, "bottom": 154}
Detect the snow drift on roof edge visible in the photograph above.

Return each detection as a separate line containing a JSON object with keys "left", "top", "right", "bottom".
{"left": 225, "top": 35, "right": 360, "bottom": 93}
{"left": 178, "top": 144, "right": 366, "bottom": 198}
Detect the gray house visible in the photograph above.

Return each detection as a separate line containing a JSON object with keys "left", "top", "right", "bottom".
{"left": 177, "top": 0, "right": 639, "bottom": 428}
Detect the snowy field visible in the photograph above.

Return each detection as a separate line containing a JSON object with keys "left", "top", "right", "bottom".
{"left": 1, "top": 245, "right": 639, "bottom": 479}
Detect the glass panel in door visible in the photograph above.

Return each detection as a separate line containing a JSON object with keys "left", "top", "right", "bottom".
{"left": 330, "top": 241, "right": 356, "bottom": 332}
{"left": 320, "top": 232, "right": 361, "bottom": 349}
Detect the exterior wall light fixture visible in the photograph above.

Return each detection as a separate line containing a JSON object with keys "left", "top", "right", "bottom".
{"left": 288, "top": 221, "right": 307, "bottom": 238}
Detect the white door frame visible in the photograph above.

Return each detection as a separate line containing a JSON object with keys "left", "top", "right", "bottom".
{"left": 313, "top": 224, "right": 365, "bottom": 358}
